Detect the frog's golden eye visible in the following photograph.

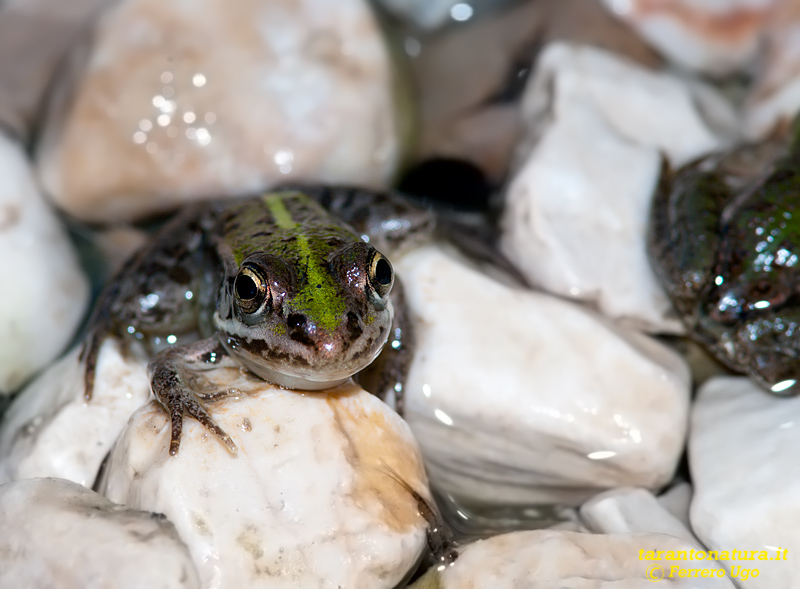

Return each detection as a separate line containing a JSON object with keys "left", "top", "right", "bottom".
{"left": 368, "top": 252, "right": 393, "bottom": 298}
{"left": 235, "top": 265, "right": 269, "bottom": 313}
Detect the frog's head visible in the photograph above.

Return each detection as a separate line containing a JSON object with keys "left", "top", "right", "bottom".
{"left": 214, "top": 240, "right": 395, "bottom": 391}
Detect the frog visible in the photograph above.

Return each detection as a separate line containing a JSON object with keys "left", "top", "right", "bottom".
{"left": 80, "top": 186, "right": 461, "bottom": 566}
{"left": 648, "top": 116, "right": 800, "bottom": 395}
{"left": 80, "top": 186, "right": 438, "bottom": 452}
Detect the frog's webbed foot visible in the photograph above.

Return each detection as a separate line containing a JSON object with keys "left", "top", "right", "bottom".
{"left": 148, "top": 338, "right": 240, "bottom": 456}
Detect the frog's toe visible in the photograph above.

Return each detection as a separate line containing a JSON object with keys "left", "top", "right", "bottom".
{"left": 180, "top": 395, "right": 238, "bottom": 455}
{"left": 196, "top": 387, "right": 241, "bottom": 402}
{"left": 151, "top": 363, "right": 238, "bottom": 456}
{"left": 166, "top": 404, "right": 185, "bottom": 456}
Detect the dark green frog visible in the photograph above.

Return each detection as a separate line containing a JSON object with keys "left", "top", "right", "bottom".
{"left": 649, "top": 119, "right": 800, "bottom": 394}
{"left": 81, "top": 187, "right": 434, "bottom": 454}
{"left": 81, "top": 186, "right": 461, "bottom": 567}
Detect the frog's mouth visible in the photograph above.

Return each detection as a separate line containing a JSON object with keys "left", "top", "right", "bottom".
{"left": 215, "top": 307, "right": 392, "bottom": 391}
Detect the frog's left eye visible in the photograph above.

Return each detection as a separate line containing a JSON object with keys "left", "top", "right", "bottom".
{"left": 368, "top": 252, "right": 393, "bottom": 298}
{"left": 235, "top": 265, "right": 269, "bottom": 313}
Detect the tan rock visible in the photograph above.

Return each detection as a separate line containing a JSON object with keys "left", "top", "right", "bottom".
{"left": 36, "top": 0, "right": 400, "bottom": 223}
{"left": 101, "top": 373, "right": 430, "bottom": 589}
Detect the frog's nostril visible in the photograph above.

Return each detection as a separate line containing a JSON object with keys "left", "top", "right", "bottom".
{"left": 287, "top": 314, "right": 306, "bottom": 329}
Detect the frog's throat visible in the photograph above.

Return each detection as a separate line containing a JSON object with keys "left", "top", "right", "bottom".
{"left": 216, "top": 333, "right": 370, "bottom": 392}
{"left": 235, "top": 355, "right": 350, "bottom": 391}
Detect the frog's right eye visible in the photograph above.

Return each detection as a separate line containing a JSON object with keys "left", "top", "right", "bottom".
{"left": 235, "top": 265, "right": 269, "bottom": 313}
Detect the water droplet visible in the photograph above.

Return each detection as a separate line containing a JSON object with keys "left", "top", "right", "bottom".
{"left": 404, "top": 37, "right": 421, "bottom": 57}
{"left": 195, "top": 127, "right": 211, "bottom": 145}
{"left": 450, "top": 3, "right": 473, "bottom": 21}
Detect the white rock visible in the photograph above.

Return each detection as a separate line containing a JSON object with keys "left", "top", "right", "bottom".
{"left": 36, "top": 0, "right": 400, "bottom": 223}
{"left": 599, "top": 0, "right": 775, "bottom": 75}
{"left": 659, "top": 481, "right": 694, "bottom": 530}
{"left": 101, "top": 374, "right": 429, "bottom": 589}
{"left": 580, "top": 486, "right": 700, "bottom": 545}
{"left": 396, "top": 243, "right": 691, "bottom": 506}
{"left": 744, "top": 1, "right": 800, "bottom": 140}
{"left": 690, "top": 376, "right": 800, "bottom": 588}
{"left": 0, "top": 134, "right": 89, "bottom": 393}
{"left": 501, "top": 43, "right": 733, "bottom": 333}
{"left": 0, "top": 0, "right": 109, "bottom": 141}
{"left": 411, "top": 0, "right": 660, "bottom": 182}
{"left": 0, "top": 477, "right": 199, "bottom": 589}
{"left": 410, "top": 530, "right": 735, "bottom": 588}
{"left": 0, "top": 338, "right": 149, "bottom": 486}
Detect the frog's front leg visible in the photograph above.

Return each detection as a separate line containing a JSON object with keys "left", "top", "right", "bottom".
{"left": 80, "top": 203, "right": 218, "bottom": 402}
{"left": 148, "top": 337, "right": 239, "bottom": 456}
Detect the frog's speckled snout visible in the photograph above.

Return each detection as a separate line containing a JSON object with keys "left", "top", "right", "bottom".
{"left": 217, "top": 298, "right": 393, "bottom": 391}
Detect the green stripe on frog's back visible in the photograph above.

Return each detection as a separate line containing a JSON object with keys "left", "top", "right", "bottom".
{"left": 222, "top": 191, "right": 358, "bottom": 332}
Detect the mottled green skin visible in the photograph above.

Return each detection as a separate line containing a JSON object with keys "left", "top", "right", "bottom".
{"left": 221, "top": 193, "right": 361, "bottom": 333}
{"left": 649, "top": 121, "right": 800, "bottom": 394}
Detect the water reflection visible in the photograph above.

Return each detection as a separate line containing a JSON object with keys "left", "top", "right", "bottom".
{"left": 433, "top": 488, "right": 580, "bottom": 543}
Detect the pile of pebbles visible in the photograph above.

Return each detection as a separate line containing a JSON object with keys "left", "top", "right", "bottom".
{"left": 1, "top": 0, "right": 799, "bottom": 587}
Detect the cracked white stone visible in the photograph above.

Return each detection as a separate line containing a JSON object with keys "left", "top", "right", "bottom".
{"left": 501, "top": 43, "right": 733, "bottom": 334}
{"left": 0, "top": 338, "right": 149, "bottom": 486}
{"left": 100, "top": 373, "right": 429, "bottom": 589}
{"left": 0, "top": 477, "right": 199, "bottom": 589}
{"left": 690, "top": 376, "right": 800, "bottom": 589}
{"left": 36, "top": 0, "right": 400, "bottom": 223}
{"left": 409, "top": 529, "right": 734, "bottom": 588}
{"left": 396, "top": 243, "right": 691, "bottom": 507}
{"left": 0, "top": 133, "right": 89, "bottom": 394}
